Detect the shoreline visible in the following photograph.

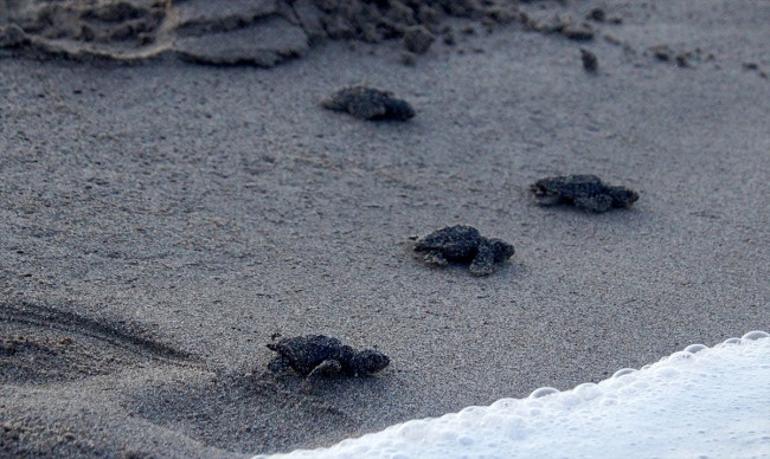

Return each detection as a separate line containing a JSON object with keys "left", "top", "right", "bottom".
{"left": 257, "top": 331, "right": 770, "bottom": 458}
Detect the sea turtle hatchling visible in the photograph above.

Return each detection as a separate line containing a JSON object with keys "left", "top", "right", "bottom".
{"left": 413, "top": 225, "right": 515, "bottom": 276}
{"left": 321, "top": 85, "right": 415, "bottom": 121}
{"left": 530, "top": 174, "right": 639, "bottom": 212}
{"left": 267, "top": 335, "right": 390, "bottom": 385}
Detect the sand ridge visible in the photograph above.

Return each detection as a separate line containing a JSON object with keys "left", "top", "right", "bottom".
{"left": 0, "top": 0, "right": 609, "bottom": 66}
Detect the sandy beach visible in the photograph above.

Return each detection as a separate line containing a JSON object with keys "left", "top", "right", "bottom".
{"left": 2, "top": 1, "right": 769, "bottom": 457}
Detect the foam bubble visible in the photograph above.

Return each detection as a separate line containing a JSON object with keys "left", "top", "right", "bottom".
{"left": 529, "top": 387, "right": 559, "bottom": 399}
{"left": 685, "top": 344, "right": 708, "bottom": 354}
{"left": 742, "top": 331, "right": 770, "bottom": 341}
{"left": 612, "top": 368, "right": 637, "bottom": 378}
{"left": 255, "top": 332, "right": 770, "bottom": 459}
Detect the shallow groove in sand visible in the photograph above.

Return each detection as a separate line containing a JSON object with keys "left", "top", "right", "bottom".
{"left": 0, "top": 302, "right": 195, "bottom": 368}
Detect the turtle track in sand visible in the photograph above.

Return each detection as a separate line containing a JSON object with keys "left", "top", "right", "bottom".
{"left": 130, "top": 372, "right": 361, "bottom": 455}
{"left": 0, "top": 301, "right": 197, "bottom": 384}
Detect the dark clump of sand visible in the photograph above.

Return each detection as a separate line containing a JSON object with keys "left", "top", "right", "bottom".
{"left": 403, "top": 25, "right": 435, "bottom": 55}
{"left": 580, "top": 48, "right": 598, "bottom": 72}
{"left": 648, "top": 44, "right": 715, "bottom": 68}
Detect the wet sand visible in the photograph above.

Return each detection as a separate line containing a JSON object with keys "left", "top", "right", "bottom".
{"left": 2, "top": 1, "right": 770, "bottom": 457}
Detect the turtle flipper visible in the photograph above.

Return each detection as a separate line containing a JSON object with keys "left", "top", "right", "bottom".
{"left": 423, "top": 250, "right": 448, "bottom": 266}
{"left": 469, "top": 241, "right": 497, "bottom": 276}
{"left": 301, "top": 359, "right": 343, "bottom": 393}
{"left": 267, "top": 355, "right": 291, "bottom": 374}
{"left": 470, "top": 238, "right": 514, "bottom": 276}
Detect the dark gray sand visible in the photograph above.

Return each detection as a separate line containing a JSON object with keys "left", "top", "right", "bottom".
{"left": 2, "top": 0, "right": 770, "bottom": 457}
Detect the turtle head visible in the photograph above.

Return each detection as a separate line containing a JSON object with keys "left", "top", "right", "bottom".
{"left": 488, "top": 238, "right": 515, "bottom": 260}
{"left": 351, "top": 349, "right": 390, "bottom": 375}
{"left": 608, "top": 186, "right": 639, "bottom": 207}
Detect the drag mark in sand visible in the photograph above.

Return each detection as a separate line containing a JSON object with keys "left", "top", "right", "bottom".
{"left": 0, "top": 302, "right": 197, "bottom": 383}
{"left": 130, "top": 372, "right": 360, "bottom": 455}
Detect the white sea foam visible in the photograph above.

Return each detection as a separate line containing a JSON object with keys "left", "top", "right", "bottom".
{"left": 255, "top": 331, "right": 770, "bottom": 459}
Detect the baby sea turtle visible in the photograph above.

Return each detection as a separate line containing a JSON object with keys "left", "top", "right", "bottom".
{"left": 321, "top": 86, "right": 415, "bottom": 121}
{"left": 414, "top": 225, "right": 515, "bottom": 276}
{"left": 530, "top": 175, "right": 639, "bottom": 212}
{"left": 267, "top": 335, "right": 390, "bottom": 383}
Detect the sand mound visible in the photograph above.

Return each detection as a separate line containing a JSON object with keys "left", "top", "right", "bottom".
{"left": 0, "top": 0, "right": 562, "bottom": 66}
